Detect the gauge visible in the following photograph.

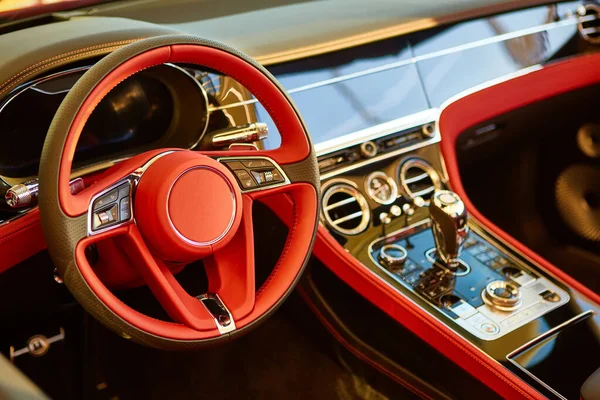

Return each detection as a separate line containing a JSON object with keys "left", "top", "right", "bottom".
{"left": 365, "top": 171, "right": 398, "bottom": 205}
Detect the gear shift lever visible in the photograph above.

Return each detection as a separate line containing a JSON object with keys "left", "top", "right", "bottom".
{"left": 429, "top": 190, "right": 469, "bottom": 271}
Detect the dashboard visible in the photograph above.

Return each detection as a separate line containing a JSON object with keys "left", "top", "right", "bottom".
{"left": 0, "top": 0, "right": 596, "bottom": 230}
{"left": 0, "top": 0, "right": 599, "bottom": 399}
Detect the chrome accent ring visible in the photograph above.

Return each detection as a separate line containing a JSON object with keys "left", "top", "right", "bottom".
{"left": 166, "top": 166, "right": 237, "bottom": 247}
{"left": 398, "top": 158, "right": 442, "bottom": 205}
{"left": 482, "top": 280, "right": 522, "bottom": 312}
{"left": 322, "top": 180, "right": 370, "bottom": 236}
{"left": 365, "top": 171, "right": 399, "bottom": 205}
{"left": 425, "top": 248, "right": 471, "bottom": 276}
{"left": 378, "top": 244, "right": 408, "bottom": 266}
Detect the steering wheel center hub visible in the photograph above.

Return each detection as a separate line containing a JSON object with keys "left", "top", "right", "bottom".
{"left": 134, "top": 151, "right": 242, "bottom": 262}
{"left": 168, "top": 166, "right": 236, "bottom": 245}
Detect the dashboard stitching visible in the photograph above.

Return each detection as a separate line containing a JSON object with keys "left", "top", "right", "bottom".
{"left": 0, "top": 39, "right": 140, "bottom": 97}
{"left": 256, "top": 192, "right": 298, "bottom": 298}
{"left": 0, "top": 45, "right": 129, "bottom": 98}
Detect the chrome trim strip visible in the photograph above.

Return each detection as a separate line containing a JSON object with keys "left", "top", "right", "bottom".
{"left": 315, "top": 108, "right": 438, "bottom": 156}
{"left": 319, "top": 112, "right": 440, "bottom": 181}
{"left": 285, "top": 15, "right": 593, "bottom": 95}
{"left": 332, "top": 211, "right": 364, "bottom": 225}
{"left": 438, "top": 64, "right": 543, "bottom": 114}
{"left": 506, "top": 310, "right": 595, "bottom": 400}
{"left": 213, "top": 13, "right": 597, "bottom": 113}
{"left": 325, "top": 196, "right": 357, "bottom": 210}
{"left": 403, "top": 172, "right": 429, "bottom": 184}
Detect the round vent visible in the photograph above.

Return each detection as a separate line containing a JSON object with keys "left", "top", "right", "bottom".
{"left": 322, "top": 182, "right": 370, "bottom": 235}
{"left": 578, "top": 3, "right": 600, "bottom": 44}
{"left": 398, "top": 158, "right": 441, "bottom": 202}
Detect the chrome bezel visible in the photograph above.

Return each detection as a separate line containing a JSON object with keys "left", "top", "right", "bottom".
{"left": 378, "top": 244, "right": 408, "bottom": 267}
{"left": 398, "top": 157, "right": 442, "bottom": 204}
{"left": 482, "top": 280, "right": 523, "bottom": 312}
{"left": 321, "top": 180, "right": 370, "bottom": 236}
{"left": 578, "top": 3, "right": 600, "bottom": 44}
{"left": 365, "top": 171, "right": 398, "bottom": 205}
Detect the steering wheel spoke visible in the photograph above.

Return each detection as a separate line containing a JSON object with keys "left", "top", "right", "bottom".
{"left": 121, "top": 225, "right": 219, "bottom": 332}
{"left": 203, "top": 195, "right": 255, "bottom": 321}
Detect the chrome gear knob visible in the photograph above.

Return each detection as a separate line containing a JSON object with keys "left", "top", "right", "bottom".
{"left": 429, "top": 190, "right": 469, "bottom": 270}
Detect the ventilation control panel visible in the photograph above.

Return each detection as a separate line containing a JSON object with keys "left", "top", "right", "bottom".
{"left": 320, "top": 156, "right": 443, "bottom": 238}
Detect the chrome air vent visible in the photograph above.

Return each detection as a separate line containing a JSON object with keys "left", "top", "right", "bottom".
{"left": 322, "top": 181, "right": 370, "bottom": 235}
{"left": 578, "top": 3, "right": 600, "bottom": 44}
{"left": 398, "top": 159, "right": 441, "bottom": 202}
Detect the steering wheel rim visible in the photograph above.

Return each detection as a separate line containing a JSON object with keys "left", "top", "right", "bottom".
{"left": 38, "top": 36, "right": 320, "bottom": 349}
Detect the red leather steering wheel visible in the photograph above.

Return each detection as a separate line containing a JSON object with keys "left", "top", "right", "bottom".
{"left": 38, "top": 36, "right": 320, "bottom": 349}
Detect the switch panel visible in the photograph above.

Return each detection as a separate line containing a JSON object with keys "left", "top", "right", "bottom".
{"left": 220, "top": 157, "right": 287, "bottom": 191}
{"left": 91, "top": 181, "right": 133, "bottom": 232}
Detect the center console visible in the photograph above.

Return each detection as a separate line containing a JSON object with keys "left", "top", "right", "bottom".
{"left": 369, "top": 206, "right": 570, "bottom": 341}
{"left": 316, "top": 109, "right": 600, "bottom": 400}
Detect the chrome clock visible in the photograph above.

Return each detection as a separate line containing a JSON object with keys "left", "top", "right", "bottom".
{"left": 365, "top": 171, "right": 398, "bottom": 205}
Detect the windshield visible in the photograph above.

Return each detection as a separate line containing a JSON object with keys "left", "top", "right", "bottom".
{"left": 0, "top": 0, "right": 117, "bottom": 23}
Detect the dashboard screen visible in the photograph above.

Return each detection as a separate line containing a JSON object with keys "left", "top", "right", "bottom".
{"left": 0, "top": 72, "right": 173, "bottom": 178}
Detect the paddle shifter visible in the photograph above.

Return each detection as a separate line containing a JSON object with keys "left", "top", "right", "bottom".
{"left": 429, "top": 190, "right": 469, "bottom": 271}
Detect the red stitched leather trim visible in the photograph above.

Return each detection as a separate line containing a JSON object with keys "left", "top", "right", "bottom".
{"left": 438, "top": 52, "right": 600, "bottom": 305}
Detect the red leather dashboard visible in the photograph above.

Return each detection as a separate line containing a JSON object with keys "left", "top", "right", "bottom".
{"left": 313, "top": 53, "right": 600, "bottom": 400}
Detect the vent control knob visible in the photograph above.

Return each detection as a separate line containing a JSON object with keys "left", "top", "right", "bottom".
{"left": 378, "top": 244, "right": 408, "bottom": 267}
{"left": 483, "top": 280, "right": 522, "bottom": 311}
{"left": 360, "top": 141, "right": 377, "bottom": 158}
